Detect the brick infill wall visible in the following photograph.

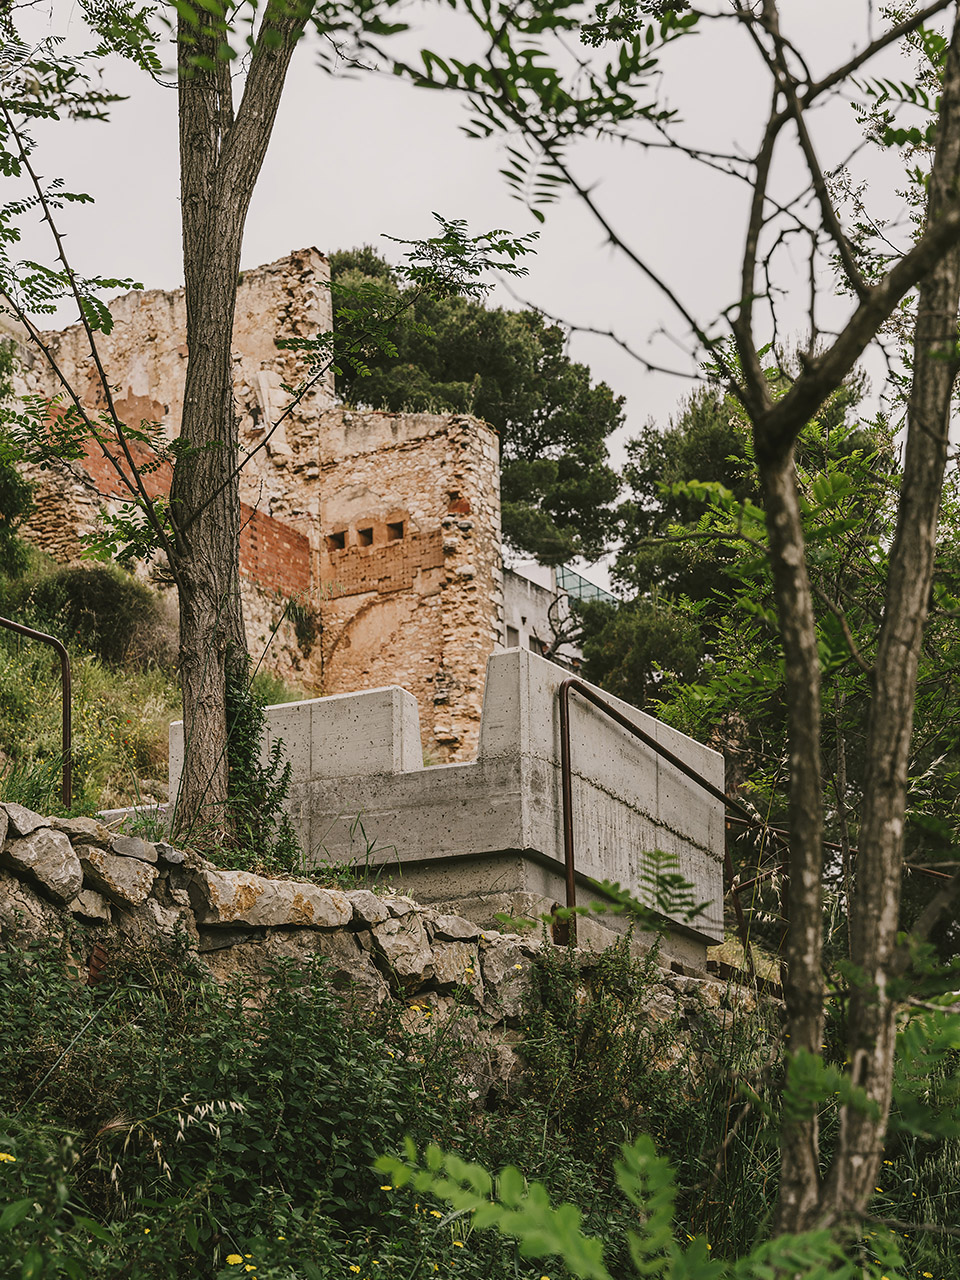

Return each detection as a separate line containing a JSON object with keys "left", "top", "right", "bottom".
{"left": 78, "top": 437, "right": 311, "bottom": 601}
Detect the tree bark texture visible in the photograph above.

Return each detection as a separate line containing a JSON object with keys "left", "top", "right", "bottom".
{"left": 171, "top": 0, "right": 306, "bottom": 832}
{"left": 819, "top": 9, "right": 960, "bottom": 1223}
{"left": 760, "top": 446, "right": 826, "bottom": 1234}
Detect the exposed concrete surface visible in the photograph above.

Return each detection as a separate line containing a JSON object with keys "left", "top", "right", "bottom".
{"left": 170, "top": 649, "right": 725, "bottom": 957}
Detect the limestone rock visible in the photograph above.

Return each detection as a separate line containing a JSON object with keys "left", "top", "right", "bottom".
{"left": 2, "top": 802, "right": 47, "bottom": 837}
{"left": 0, "top": 806, "right": 7, "bottom": 849}
{"left": 430, "top": 940, "right": 482, "bottom": 994}
{"left": 188, "top": 868, "right": 352, "bottom": 929}
{"left": 77, "top": 845, "right": 158, "bottom": 907}
{"left": 200, "top": 927, "right": 326, "bottom": 986}
{"left": 118, "top": 897, "right": 194, "bottom": 944}
{"left": 155, "top": 842, "right": 187, "bottom": 865}
{"left": 198, "top": 925, "right": 265, "bottom": 954}
{"left": 51, "top": 816, "right": 113, "bottom": 848}
{"left": 480, "top": 935, "right": 531, "bottom": 1019}
{"left": 316, "top": 930, "right": 390, "bottom": 1008}
{"left": 383, "top": 895, "right": 418, "bottom": 918}
{"left": 344, "top": 888, "right": 390, "bottom": 927}
{"left": 110, "top": 836, "right": 158, "bottom": 863}
{"left": 370, "top": 912, "right": 433, "bottom": 986}
{"left": 0, "top": 867, "right": 65, "bottom": 943}
{"left": 401, "top": 991, "right": 457, "bottom": 1033}
{"left": 427, "top": 914, "right": 481, "bottom": 942}
{"left": 68, "top": 888, "right": 112, "bottom": 923}
{"left": 2, "top": 827, "right": 83, "bottom": 904}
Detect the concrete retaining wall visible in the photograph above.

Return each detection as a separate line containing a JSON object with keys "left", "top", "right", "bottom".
{"left": 170, "top": 650, "right": 726, "bottom": 963}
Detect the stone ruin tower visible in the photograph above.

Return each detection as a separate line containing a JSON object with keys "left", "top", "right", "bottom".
{"left": 11, "top": 250, "right": 505, "bottom": 762}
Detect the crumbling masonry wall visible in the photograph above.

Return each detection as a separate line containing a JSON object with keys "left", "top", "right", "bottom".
{"left": 12, "top": 251, "right": 504, "bottom": 760}
{"left": 316, "top": 410, "right": 502, "bottom": 760}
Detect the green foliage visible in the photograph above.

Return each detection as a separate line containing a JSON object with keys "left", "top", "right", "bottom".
{"left": 218, "top": 662, "right": 301, "bottom": 876}
{"left": 1, "top": 932, "right": 959, "bottom": 1278}
{"left": 14, "top": 563, "right": 175, "bottom": 669}
{"left": 0, "top": 552, "right": 178, "bottom": 813}
{"left": 378, "top": 1133, "right": 907, "bottom": 1280}
{"left": 515, "top": 940, "right": 778, "bottom": 1257}
{"left": 0, "top": 938, "right": 459, "bottom": 1279}
{"left": 329, "top": 245, "right": 623, "bottom": 564}
{"left": 0, "top": 343, "right": 34, "bottom": 577}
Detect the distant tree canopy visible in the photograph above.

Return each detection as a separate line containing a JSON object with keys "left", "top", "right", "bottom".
{"left": 329, "top": 247, "right": 624, "bottom": 565}
{"left": 580, "top": 374, "right": 868, "bottom": 704}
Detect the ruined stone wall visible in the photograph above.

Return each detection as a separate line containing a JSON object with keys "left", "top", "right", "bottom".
{"left": 316, "top": 410, "right": 503, "bottom": 762}
{"left": 13, "top": 252, "right": 505, "bottom": 758}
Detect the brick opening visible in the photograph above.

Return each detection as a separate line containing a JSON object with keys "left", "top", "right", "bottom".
{"left": 326, "top": 530, "right": 347, "bottom": 552}
{"left": 387, "top": 521, "right": 404, "bottom": 542}
{"left": 357, "top": 526, "right": 374, "bottom": 547}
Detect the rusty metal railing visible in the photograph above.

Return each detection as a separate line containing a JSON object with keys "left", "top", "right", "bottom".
{"left": 558, "top": 677, "right": 787, "bottom": 965}
{"left": 0, "top": 616, "right": 71, "bottom": 808}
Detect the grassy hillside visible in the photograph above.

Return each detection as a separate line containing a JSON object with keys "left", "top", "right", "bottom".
{"left": 0, "top": 551, "right": 306, "bottom": 817}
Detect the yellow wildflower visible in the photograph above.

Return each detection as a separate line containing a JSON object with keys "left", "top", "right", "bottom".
{"left": 380, "top": 1185, "right": 393, "bottom": 1191}
{"left": 143, "top": 1228, "right": 151, "bottom": 1234}
{"left": 226, "top": 1257, "right": 243, "bottom": 1267}
{"left": 923, "top": 1273, "right": 933, "bottom": 1278}
{"left": 350, "top": 1268, "right": 361, "bottom": 1274}
{"left": 430, "top": 1210, "right": 443, "bottom": 1218}
{"left": 0, "top": 1153, "right": 15, "bottom": 1162}
{"left": 453, "top": 1241, "right": 463, "bottom": 1248}
{"left": 245, "top": 1268, "right": 256, "bottom": 1274}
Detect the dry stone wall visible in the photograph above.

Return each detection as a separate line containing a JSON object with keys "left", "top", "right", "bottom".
{"left": 0, "top": 801, "right": 757, "bottom": 1073}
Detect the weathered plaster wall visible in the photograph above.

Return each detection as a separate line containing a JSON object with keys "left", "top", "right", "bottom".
{"left": 13, "top": 253, "right": 505, "bottom": 757}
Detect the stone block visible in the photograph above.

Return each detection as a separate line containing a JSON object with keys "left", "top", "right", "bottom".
{"left": 427, "top": 914, "right": 482, "bottom": 942}
{"left": 110, "top": 836, "right": 158, "bottom": 863}
{"left": 2, "top": 802, "right": 47, "bottom": 838}
{"left": 78, "top": 845, "right": 158, "bottom": 908}
{"left": 370, "top": 913, "right": 433, "bottom": 986}
{"left": 52, "top": 816, "right": 114, "bottom": 848}
{"left": 431, "top": 939, "right": 480, "bottom": 990}
{"left": 344, "top": 888, "right": 390, "bottom": 927}
{"left": 69, "top": 888, "right": 112, "bottom": 923}
{"left": 187, "top": 867, "right": 352, "bottom": 929}
{"left": 2, "top": 828, "right": 83, "bottom": 904}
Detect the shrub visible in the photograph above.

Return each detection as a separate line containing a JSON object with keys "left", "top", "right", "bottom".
{"left": 25, "top": 564, "right": 176, "bottom": 669}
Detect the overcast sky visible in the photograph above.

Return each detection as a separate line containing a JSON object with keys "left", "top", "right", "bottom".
{"left": 15, "top": 0, "right": 928, "bottom": 574}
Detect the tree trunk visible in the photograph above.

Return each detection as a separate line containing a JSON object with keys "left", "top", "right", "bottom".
{"left": 818, "top": 10, "right": 960, "bottom": 1221}
{"left": 170, "top": 2, "right": 306, "bottom": 832}
{"left": 760, "top": 446, "right": 826, "bottom": 1234}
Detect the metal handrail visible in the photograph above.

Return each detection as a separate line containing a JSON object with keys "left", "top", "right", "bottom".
{"left": 0, "top": 616, "right": 71, "bottom": 808}
{"left": 558, "top": 677, "right": 787, "bottom": 961}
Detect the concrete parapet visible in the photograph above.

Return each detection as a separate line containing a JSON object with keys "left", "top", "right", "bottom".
{"left": 170, "top": 650, "right": 725, "bottom": 958}
{"left": 169, "top": 686, "right": 423, "bottom": 797}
